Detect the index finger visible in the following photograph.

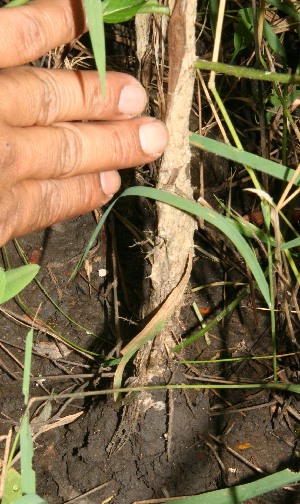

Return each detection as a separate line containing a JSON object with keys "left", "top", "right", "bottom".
{"left": 0, "top": 0, "right": 87, "bottom": 68}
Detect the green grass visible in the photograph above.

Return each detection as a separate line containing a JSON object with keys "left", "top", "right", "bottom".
{"left": 2, "top": 330, "right": 47, "bottom": 503}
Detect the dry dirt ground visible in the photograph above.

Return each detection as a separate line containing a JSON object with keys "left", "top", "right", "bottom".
{"left": 1, "top": 197, "right": 300, "bottom": 504}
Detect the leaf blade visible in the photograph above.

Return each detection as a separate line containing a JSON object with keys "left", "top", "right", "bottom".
{"left": 121, "top": 187, "right": 271, "bottom": 306}
{"left": 84, "top": 0, "right": 106, "bottom": 95}
{"left": 189, "top": 133, "right": 300, "bottom": 186}
{"left": 102, "top": 0, "right": 169, "bottom": 23}
{"left": 1, "top": 265, "right": 40, "bottom": 304}
{"left": 162, "top": 469, "right": 300, "bottom": 504}
{"left": 73, "top": 186, "right": 271, "bottom": 306}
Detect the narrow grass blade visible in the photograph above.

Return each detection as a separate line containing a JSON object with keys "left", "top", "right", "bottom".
{"left": 238, "top": 8, "right": 286, "bottom": 60}
{"left": 189, "top": 133, "right": 300, "bottom": 186}
{"left": 70, "top": 203, "right": 113, "bottom": 280}
{"left": 263, "top": 16, "right": 286, "bottom": 60}
{"left": 73, "top": 187, "right": 270, "bottom": 306}
{"left": 215, "top": 197, "right": 275, "bottom": 247}
{"left": 27, "top": 381, "right": 300, "bottom": 403}
{"left": 23, "top": 329, "right": 33, "bottom": 405}
{"left": 268, "top": 0, "right": 300, "bottom": 21}
{"left": 20, "top": 330, "right": 35, "bottom": 495}
{"left": 102, "top": 0, "right": 169, "bottom": 24}
{"left": 84, "top": 0, "right": 106, "bottom": 95}
{"left": 122, "top": 187, "right": 271, "bottom": 306}
{"left": 14, "top": 238, "right": 104, "bottom": 341}
{"left": 182, "top": 354, "right": 280, "bottom": 364}
{"left": 20, "top": 416, "right": 36, "bottom": 495}
{"left": 208, "top": 0, "right": 219, "bottom": 37}
{"left": 173, "top": 287, "right": 250, "bottom": 352}
{"left": 162, "top": 469, "right": 300, "bottom": 504}
{"left": 16, "top": 331, "right": 47, "bottom": 501}
{"left": 281, "top": 237, "right": 300, "bottom": 251}
{"left": 102, "top": 0, "right": 145, "bottom": 23}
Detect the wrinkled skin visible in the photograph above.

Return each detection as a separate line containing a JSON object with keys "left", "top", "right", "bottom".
{"left": 0, "top": 0, "right": 168, "bottom": 246}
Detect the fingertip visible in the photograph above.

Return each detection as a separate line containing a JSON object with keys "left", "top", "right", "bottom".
{"left": 100, "top": 170, "right": 121, "bottom": 198}
{"left": 139, "top": 120, "right": 169, "bottom": 155}
{"left": 118, "top": 83, "right": 147, "bottom": 116}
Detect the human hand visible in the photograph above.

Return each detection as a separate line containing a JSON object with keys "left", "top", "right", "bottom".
{"left": 0, "top": 0, "right": 168, "bottom": 246}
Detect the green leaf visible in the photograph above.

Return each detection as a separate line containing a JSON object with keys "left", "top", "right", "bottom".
{"left": 234, "top": 9, "right": 254, "bottom": 55}
{"left": 2, "top": 468, "right": 22, "bottom": 504}
{"left": 263, "top": 17, "right": 286, "bottom": 60}
{"left": 19, "top": 330, "right": 36, "bottom": 497}
{"left": 102, "top": 0, "right": 168, "bottom": 23}
{"left": 189, "top": 132, "right": 300, "bottom": 186}
{"left": 162, "top": 469, "right": 300, "bottom": 503}
{"left": 5, "top": 0, "right": 29, "bottom": 6}
{"left": 215, "top": 197, "right": 275, "bottom": 247}
{"left": 268, "top": 0, "right": 300, "bottom": 22}
{"left": 234, "top": 18, "right": 253, "bottom": 55}
{"left": 0, "top": 264, "right": 40, "bottom": 304}
{"left": 103, "top": 0, "right": 147, "bottom": 23}
{"left": 237, "top": 8, "right": 286, "bottom": 60}
{"left": 23, "top": 329, "right": 34, "bottom": 405}
{"left": 129, "top": 189, "right": 270, "bottom": 305}
{"left": 173, "top": 287, "right": 250, "bottom": 352}
{"left": 209, "top": 0, "right": 219, "bottom": 37}
{"left": 20, "top": 415, "right": 36, "bottom": 495}
{"left": 84, "top": 0, "right": 106, "bottom": 95}
{"left": 281, "top": 237, "right": 300, "bottom": 251}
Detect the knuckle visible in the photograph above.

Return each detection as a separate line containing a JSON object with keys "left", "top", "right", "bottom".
{"left": 88, "top": 78, "right": 116, "bottom": 117}
{"left": 58, "top": 127, "right": 83, "bottom": 177}
{"left": 0, "top": 129, "right": 17, "bottom": 182}
{"left": 40, "top": 180, "right": 61, "bottom": 223}
{"left": 110, "top": 125, "right": 135, "bottom": 166}
{"left": 16, "top": 12, "right": 47, "bottom": 62}
{"left": 35, "top": 71, "right": 61, "bottom": 125}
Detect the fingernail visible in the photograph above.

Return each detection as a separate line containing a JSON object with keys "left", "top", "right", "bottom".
{"left": 100, "top": 170, "right": 121, "bottom": 197}
{"left": 118, "top": 84, "right": 147, "bottom": 115}
{"left": 139, "top": 120, "right": 169, "bottom": 155}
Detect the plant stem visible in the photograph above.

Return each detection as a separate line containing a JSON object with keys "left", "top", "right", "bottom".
{"left": 194, "top": 60, "right": 300, "bottom": 84}
{"left": 267, "top": 237, "right": 277, "bottom": 380}
{"left": 210, "top": 86, "right": 262, "bottom": 191}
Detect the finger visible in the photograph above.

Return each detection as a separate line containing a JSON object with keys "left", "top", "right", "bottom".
{"left": 0, "top": 0, "right": 87, "bottom": 68}
{"left": 0, "top": 170, "right": 121, "bottom": 246}
{"left": 0, "top": 68, "right": 147, "bottom": 126}
{"left": 6, "top": 118, "right": 169, "bottom": 184}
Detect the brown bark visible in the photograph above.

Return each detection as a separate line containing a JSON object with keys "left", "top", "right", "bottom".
{"left": 108, "top": 2, "right": 197, "bottom": 452}
{"left": 148, "top": 0, "right": 196, "bottom": 311}
{"left": 135, "top": 0, "right": 197, "bottom": 386}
